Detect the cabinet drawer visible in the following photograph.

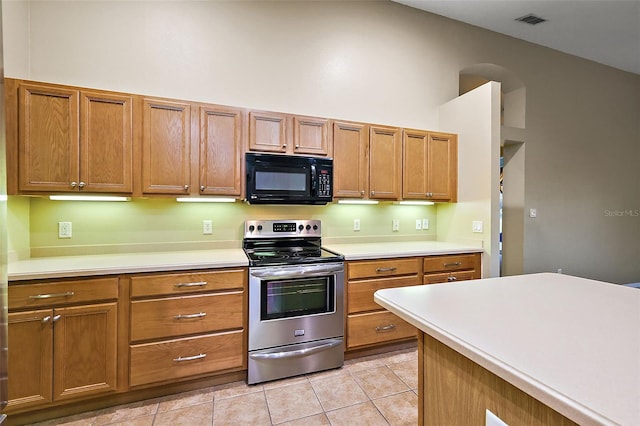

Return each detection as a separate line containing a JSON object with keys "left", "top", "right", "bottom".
{"left": 9, "top": 278, "right": 119, "bottom": 310}
{"left": 130, "top": 269, "right": 246, "bottom": 298}
{"left": 423, "top": 254, "right": 479, "bottom": 274}
{"left": 348, "top": 258, "right": 420, "bottom": 280}
{"left": 347, "top": 311, "right": 416, "bottom": 349}
{"left": 348, "top": 276, "right": 420, "bottom": 314}
{"left": 129, "top": 330, "right": 245, "bottom": 387}
{"left": 130, "top": 291, "right": 244, "bottom": 341}
{"left": 423, "top": 270, "right": 477, "bottom": 285}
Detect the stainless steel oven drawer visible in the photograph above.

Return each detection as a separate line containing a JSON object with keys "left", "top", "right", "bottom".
{"left": 247, "top": 338, "right": 343, "bottom": 385}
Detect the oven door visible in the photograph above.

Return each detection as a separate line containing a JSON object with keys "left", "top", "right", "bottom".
{"left": 248, "top": 263, "right": 344, "bottom": 351}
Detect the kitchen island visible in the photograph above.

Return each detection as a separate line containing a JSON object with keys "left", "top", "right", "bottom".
{"left": 374, "top": 273, "right": 639, "bottom": 426}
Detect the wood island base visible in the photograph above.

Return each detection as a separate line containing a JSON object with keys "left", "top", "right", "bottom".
{"left": 419, "top": 332, "right": 577, "bottom": 426}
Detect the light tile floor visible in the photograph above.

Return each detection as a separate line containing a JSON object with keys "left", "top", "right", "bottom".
{"left": 28, "top": 348, "right": 418, "bottom": 426}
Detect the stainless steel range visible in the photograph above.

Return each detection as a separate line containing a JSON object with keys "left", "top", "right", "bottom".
{"left": 244, "top": 219, "right": 345, "bottom": 385}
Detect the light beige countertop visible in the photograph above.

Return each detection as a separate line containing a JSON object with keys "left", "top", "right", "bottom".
{"left": 374, "top": 273, "right": 640, "bottom": 426}
{"left": 8, "top": 249, "right": 249, "bottom": 281}
{"left": 324, "top": 240, "right": 483, "bottom": 260}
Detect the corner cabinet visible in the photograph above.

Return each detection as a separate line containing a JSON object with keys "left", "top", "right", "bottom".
{"left": 12, "top": 81, "right": 133, "bottom": 194}
{"left": 128, "top": 269, "right": 247, "bottom": 388}
{"left": 6, "top": 277, "right": 119, "bottom": 413}
{"left": 403, "top": 130, "right": 458, "bottom": 202}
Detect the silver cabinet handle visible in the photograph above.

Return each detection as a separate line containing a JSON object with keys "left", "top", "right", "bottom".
{"left": 443, "top": 262, "right": 462, "bottom": 267}
{"left": 70, "top": 181, "right": 77, "bottom": 188}
{"left": 183, "top": 184, "right": 189, "bottom": 191}
{"left": 375, "top": 267, "right": 397, "bottom": 273}
{"left": 29, "top": 291, "right": 75, "bottom": 300}
{"left": 52, "top": 314, "right": 62, "bottom": 322}
{"left": 78, "top": 181, "right": 85, "bottom": 188}
{"left": 200, "top": 185, "right": 205, "bottom": 191}
{"left": 173, "top": 353, "right": 207, "bottom": 362}
{"left": 360, "top": 190, "right": 364, "bottom": 196}
{"left": 174, "top": 281, "right": 208, "bottom": 288}
{"left": 42, "top": 315, "right": 52, "bottom": 323}
{"left": 371, "top": 190, "right": 375, "bottom": 196}
{"left": 295, "top": 144, "right": 299, "bottom": 149}
{"left": 376, "top": 324, "right": 396, "bottom": 332}
{"left": 174, "top": 312, "right": 206, "bottom": 320}
{"left": 282, "top": 144, "right": 287, "bottom": 149}
{"left": 447, "top": 276, "right": 458, "bottom": 282}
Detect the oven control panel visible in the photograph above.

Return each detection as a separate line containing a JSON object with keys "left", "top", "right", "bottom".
{"left": 245, "top": 219, "right": 321, "bottom": 238}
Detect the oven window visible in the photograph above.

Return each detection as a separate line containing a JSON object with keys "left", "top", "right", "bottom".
{"left": 256, "top": 170, "right": 307, "bottom": 192}
{"left": 261, "top": 276, "right": 335, "bottom": 320}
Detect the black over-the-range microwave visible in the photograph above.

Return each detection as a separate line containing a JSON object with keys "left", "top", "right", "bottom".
{"left": 245, "top": 153, "right": 333, "bottom": 205}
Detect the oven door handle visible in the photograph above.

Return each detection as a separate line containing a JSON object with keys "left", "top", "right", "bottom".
{"left": 249, "top": 339, "right": 342, "bottom": 360}
{"left": 250, "top": 263, "right": 344, "bottom": 280}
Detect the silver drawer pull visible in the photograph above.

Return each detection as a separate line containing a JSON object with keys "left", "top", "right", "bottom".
{"left": 174, "top": 281, "right": 208, "bottom": 288}
{"left": 376, "top": 324, "right": 396, "bottom": 332}
{"left": 29, "top": 291, "right": 75, "bottom": 300}
{"left": 447, "top": 276, "right": 458, "bottom": 282}
{"left": 375, "top": 267, "right": 397, "bottom": 273}
{"left": 52, "top": 315, "right": 62, "bottom": 322}
{"left": 173, "top": 353, "right": 207, "bottom": 362}
{"left": 443, "top": 262, "right": 462, "bottom": 267}
{"left": 42, "top": 316, "right": 52, "bottom": 323}
{"left": 174, "top": 312, "right": 206, "bottom": 320}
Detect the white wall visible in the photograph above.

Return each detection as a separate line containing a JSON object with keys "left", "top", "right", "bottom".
{"left": 3, "top": 0, "right": 639, "bottom": 283}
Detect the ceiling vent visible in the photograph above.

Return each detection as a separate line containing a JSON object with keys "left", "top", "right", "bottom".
{"left": 515, "top": 14, "right": 547, "bottom": 25}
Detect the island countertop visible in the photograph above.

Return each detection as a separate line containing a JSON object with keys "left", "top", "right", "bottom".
{"left": 374, "top": 273, "right": 640, "bottom": 426}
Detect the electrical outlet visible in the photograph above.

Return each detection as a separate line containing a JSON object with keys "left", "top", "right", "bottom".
{"left": 392, "top": 219, "right": 400, "bottom": 232}
{"left": 203, "top": 220, "right": 213, "bottom": 235}
{"left": 58, "top": 221, "right": 72, "bottom": 239}
{"left": 353, "top": 218, "right": 361, "bottom": 231}
{"left": 415, "top": 219, "right": 422, "bottom": 230}
{"left": 422, "top": 218, "right": 429, "bottom": 230}
{"left": 529, "top": 208, "right": 537, "bottom": 218}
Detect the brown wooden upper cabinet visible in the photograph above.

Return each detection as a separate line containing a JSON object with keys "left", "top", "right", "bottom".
{"left": 199, "top": 105, "right": 244, "bottom": 196}
{"left": 14, "top": 81, "right": 133, "bottom": 194}
{"left": 248, "top": 110, "right": 331, "bottom": 156}
{"left": 332, "top": 121, "right": 369, "bottom": 199}
{"left": 403, "top": 129, "right": 457, "bottom": 202}
{"left": 369, "top": 125, "right": 402, "bottom": 200}
{"left": 141, "top": 98, "right": 191, "bottom": 195}
{"left": 333, "top": 122, "right": 402, "bottom": 201}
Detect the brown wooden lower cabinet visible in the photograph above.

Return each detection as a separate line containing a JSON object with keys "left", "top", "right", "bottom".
{"left": 6, "top": 301, "right": 118, "bottom": 412}
{"left": 347, "top": 311, "right": 416, "bottom": 348}
{"left": 130, "top": 330, "right": 244, "bottom": 387}
{"left": 419, "top": 333, "right": 577, "bottom": 426}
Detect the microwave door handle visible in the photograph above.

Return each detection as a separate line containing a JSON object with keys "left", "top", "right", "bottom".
{"left": 310, "top": 164, "right": 317, "bottom": 196}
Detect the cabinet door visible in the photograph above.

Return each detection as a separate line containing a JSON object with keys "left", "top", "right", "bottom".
{"left": 18, "top": 83, "right": 79, "bottom": 192}
{"left": 293, "top": 115, "right": 331, "bottom": 156}
{"left": 142, "top": 99, "right": 191, "bottom": 194}
{"left": 427, "top": 132, "right": 457, "bottom": 202}
{"left": 248, "top": 111, "right": 288, "bottom": 153}
{"left": 333, "top": 121, "right": 368, "bottom": 199}
{"left": 6, "top": 310, "right": 53, "bottom": 412}
{"left": 53, "top": 302, "right": 118, "bottom": 401}
{"left": 199, "top": 105, "right": 243, "bottom": 196}
{"left": 80, "top": 91, "right": 133, "bottom": 193}
{"left": 369, "top": 126, "right": 401, "bottom": 200}
{"left": 402, "top": 129, "right": 428, "bottom": 199}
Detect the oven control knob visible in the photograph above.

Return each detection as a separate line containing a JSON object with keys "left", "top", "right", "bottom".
{"left": 257, "top": 225, "right": 263, "bottom": 231}
{"left": 313, "top": 224, "right": 318, "bottom": 231}
{"left": 249, "top": 225, "right": 255, "bottom": 232}
{"left": 298, "top": 224, "right": 304, "bottom": 231}
{"left": 306, "top": 225, "right": 311, "bottom": 231}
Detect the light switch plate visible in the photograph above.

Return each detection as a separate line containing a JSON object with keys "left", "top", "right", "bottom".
{"left": 415, "top": 219, "right": 422, "bottom": 230}
{"left": 472, "top": 220, "right": 483, "bottom": 233}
